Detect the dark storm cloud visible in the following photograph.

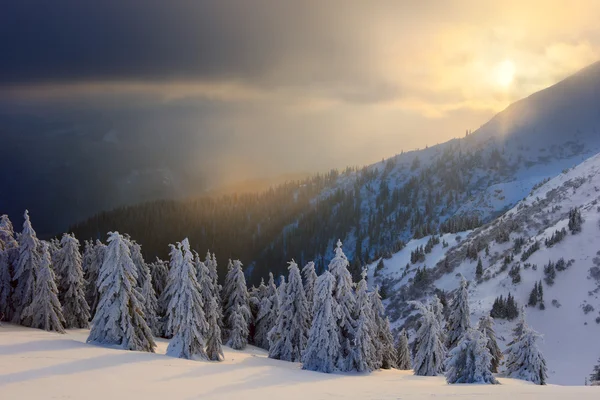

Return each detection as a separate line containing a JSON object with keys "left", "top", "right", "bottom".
{"left": 0, "top": 0, "right": 387, "bottom": 90}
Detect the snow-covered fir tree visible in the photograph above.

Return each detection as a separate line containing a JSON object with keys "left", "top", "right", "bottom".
{"left": 48, "top": 238, "right": 61, "bottom": 270}
{"left": 23, "top": 242, "right": 66, "bottom": 333}
{"left": 302, "top": 261, "right": 317, "bottom": 313}
{"left": 55, "top": 233, "right": 90, "bottom": 328}
{"left": 21, "top": 241, "right": 64, "bottom": 331}
{"left": 396, "top": 328, "right": 412, "bottom": 370}
{"left": 504, "top": 323, "right": 548, "bottom": 385}
{"left": 85, "top": 240, "right": 106, "bottom": 318}
{"left": 269, "top": 260, "right": 310, "bottom": 362}
{"left": 205, "top": 296, "right": 224, "bottom": 361}
{"left": 165, "top": 239, "right": 208, "bottom": 360}
{"left": 223, "top": 260, "right": 251, "bottom": 350}
{"left": 477, "top": 315, "right": 502, "bottom": 373}
{"left": 445, "top": 328, "right": 498, "bottom": 384}
{"left": 195, "top": 250, "right": 222, "bottom": 355}
{"left": 411, "top": 301, "right": 446, "bottom": 376}
{"left": 446, "top": 277, "right": 471, "bottom": 350}
{"left": 277, "top": 274, "right": 287, "bottom": 305}
{"left": 328, "top": 239, "right": 357, "bottom": 372}
{"left": 0, "top": 215, "right": 18, "bottom": 321}
{"left": 87, "top": 232, "right": 156, "bottom": 352}
{"left": 128, "top": 239, "right": 159, "bottom": 336}
{"left": 302, "top": 270, "right": 341, "bottom": 373}
{"left": 13, "top": 210, "right": 41, "bottom": 325}
{"left": 221, "top": 258, "right": 235, "bottom": 339}
{"left": 149, "top": 257, "right": 169, "bottom": 298}
{"left": 349, "top": 270, "right": 377, "bottom": 372}
{"left": 254, "top": 272, "right": 279, "bottom": 350}
{"left": 370, "top": 285, "right": 397, "bottom": 369}
{"left": 431, "top": 294, "right": 446, "bottom": 343}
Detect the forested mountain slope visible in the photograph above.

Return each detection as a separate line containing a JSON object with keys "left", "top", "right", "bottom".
{"left": 71, "top": 61, "right": 600, "bottom": 284}
{"left": 368, "top": 151, "right": 600, "bottom": 385}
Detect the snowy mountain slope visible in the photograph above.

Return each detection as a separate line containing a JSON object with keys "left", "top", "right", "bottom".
{"left": 369, "top": 151, "right": 600, "bottom": 385}
{"left": 1, "top": 324, "right": 597, "bottom": 399}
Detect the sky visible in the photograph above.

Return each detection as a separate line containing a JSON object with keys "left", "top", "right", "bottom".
{"left": 2, "top": 0, "right": 600, "bottom": 184}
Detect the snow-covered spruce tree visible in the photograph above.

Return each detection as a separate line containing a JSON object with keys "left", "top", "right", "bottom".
{"left": 349, "top": 271, "right": 377, "bottom": 372}
{"left": 224, "top": 260, "right": 251, "bottom": 349}
{"left": 195, "top": 250, "right": 223, "bottom": 355}
{"left": 431, "top": 294, "right": 446, "bottom": 344}
{"left": 371, "top": 285, "right": 397, "bottom": 369}
{"left": 446, "top": 277, "right": 471, "bottom": 350}
{"left": 396, "top": 328, "right": 412, "bottom": 370}
{"left": 48, "top": 238, "right": 61, "bottom": 270}
{"left": 165, "top": 239, "right": 208, "bottom": 360}
{"left": 85, "top": 240, "right": 106, "bottom": 318}
{"left": 128, "top": 239, "right": 159, "bottom": 336}
{"left": 477, "top": 315, "right": 502, "bottom": 373}
{"left": 221, "top": 259, "right": 235, "bottom": 339}
{"left": 254, "top": 272, "right": 279, "bottom": 350}
{"left": 269, "top": 260, "right": 310, "bottom": 362}
{"left": 302, "top": 261, "right": 318, "bottom": 312}
{"left": 445, "top": 328, "right": 498, "bottom": 384}
{"left": 22, "top": 242, "right": 66, "bottom": 333}
{"left": 149, "top": 257, "right": 169, "bottom": 298}
{"left": 206, "top": 252, "right": 223, "bottom": 329}
{"left": 55, "top": 233, "right": 90, "bottom": 328}
{"left": 205, "top": 296, "right": 224, "bottom": 361}
{"left": 0, "top": 215, "right": 18, "bottom": 321}
{"left": 410, "top": 301, "right": 446, "bottom": 376}
{"left": 87, "top": 232, "right": 156, "bottom": 352}
{"left": 302, "top": 270, "right": 341, "bottom": 373}
{"left": 328, "top": 239, "right": 357, "bottom": 372}
{"left": 508, "top": 306, "right": 527, "bottom": 346}
{"left": 13, "top": 210, "right": 41, "bottom": 325}
{"left": 504, "top": 323, "right": 548, "bottom": 385}
{"left": 590, "top": 357, "right": 600, "bottom": 385}
{"left": 277, "top": 274, "right": 287, "bottom": 304}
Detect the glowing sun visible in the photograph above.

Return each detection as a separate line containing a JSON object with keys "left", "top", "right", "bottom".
{"left": 493, "top": 59, "right": 516, "bottom": 88}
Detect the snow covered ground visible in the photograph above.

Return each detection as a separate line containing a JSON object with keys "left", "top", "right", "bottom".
{"left": 0, "top": 325, "right": 598, "bottom": 399}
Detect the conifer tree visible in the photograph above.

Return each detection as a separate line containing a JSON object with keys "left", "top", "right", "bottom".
{"left": 445, "top": 328, "right": 498, "bottom": 384}
{"left": 149, "top": 257, "right": 169, "bottom": 298}
{"left": 56, "top": 234, "right": 90, "bottom": 328}
{"left": 196, "top": 250, "right": 223, "bottom": 357}
{"left": 302, "top": 261, "right": 318, "bottom": 312}
{"left": 221, "top": 259, "right": 235, "bottom": 339}
{"left": 0, "top": 215, "right": 17, "bottom": 321}
{"left": 13, "top": 210, "right": 41, "bottom": 325}
{"left": 431, "top": 294, "right": 446, "bottom": 343}
{"left": 254, "top": 272, "right": 279, "bottom": 350}
{"left": 328, "top": 239, "right": 357, "bottom": 372}
{"left": 371, "top": 285, "right": 397, "bottom": 369}
{"left": 85, "top": 240, "right": 106, "bottom": 318}
{"left": 446, "top": 277, "right": 471, "bottom": 350}
{"left": 477, "top": 315, "right": 502, "bottom": 373}
{"left": 206, "top": 252, "right": 223, "bottom": 327}
{"left": 269, "top": 260, "right": 310, "bottom": 362}
{"left": 349, "top": 270, "right": 377, "bottom": 372}
{"left": 302, "top": 271, "right": 341, "bottom": 373}
{"left": 205, "top": 296, "right": 224, "bottom": 361}
{"left": 411, "top": 301, "right": 446, "bottom": 376}
{"left": 128, "top": 240, "right": 159, "bottom": 336}
{"left": 396, "top": 328, "right": 412, "bottom": 370}
{"left": 224, "top": 260, "right": 251, "bottom": 349}
{"left": 165, "top": 239, "right": 208, "bottom": 360}
{"left": 87, "top": 232, "right": 156, "bottom": 352}
{"left": 528, "top": 282, "right": 539, "bottom": 307}
{"left": 476, "top": 258, "right": 483, "bottom": 279}
{"left": 505, "top": 323, "right": 548, "bottom": 385}
{"left": 23, "top": 242, "right": 66, "bottom": 333}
